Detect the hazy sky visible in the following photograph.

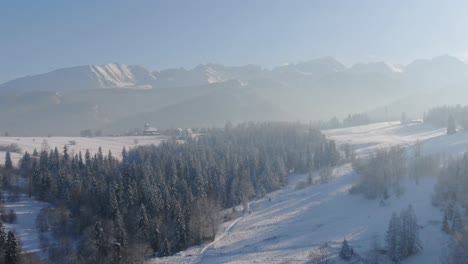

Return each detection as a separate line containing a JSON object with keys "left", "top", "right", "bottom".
{"left": 1, "top": 0, "right": 468, "bottom": 83}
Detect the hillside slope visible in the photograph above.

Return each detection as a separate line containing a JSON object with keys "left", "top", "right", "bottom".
{"left": 152, "top": 122, "right": 465, "bottom": 263}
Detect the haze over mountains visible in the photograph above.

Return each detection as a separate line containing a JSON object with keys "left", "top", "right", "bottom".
{"left": 2, "top": 55, "right": 468, "bottom": 136}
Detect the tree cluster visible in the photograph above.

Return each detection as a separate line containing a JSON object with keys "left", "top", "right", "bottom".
{"left": 311, "top": 113, "right": 372, "bottom": 130}
{"left": 423, "top": 105, "right": 468, "bottom": 134}
{"left": 0, "top": 220, "right": 20, "bottom": 264}
{"left": 433, "top": 152, "right": 468, "bottom": 209}
{"left": 351, "top": 147, "right": 406, "bottom": 199}
{"left": 386, "top": 205, "right": 421, "bottom": 263}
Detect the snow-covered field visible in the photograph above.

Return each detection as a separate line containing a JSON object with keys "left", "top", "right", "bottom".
{"left": 0, "top": 135, "right": 168, "bottom": 167}
{"left": 2, "top": 193, "right": 50, "bottom": 253}
{"left": 152, "top": 121, "right": 468, "bottom": 264}
{"left": 324, "top": 121, "right": 468, "bottom": 158}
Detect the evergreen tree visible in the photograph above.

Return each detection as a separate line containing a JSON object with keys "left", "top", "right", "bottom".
{"left": 137, "top": 204, "right": 149, "bottom": 241}
{"left": 461, "top": 106, "right": 468, "bottom": 130}
{"left": 442, "top": 211, "right": 450, "bottom": 233}
{"left": 160, "top": 237, "right": 171, "bottom": 257}
{"left": 386, "top": 212, "right": 400, "bottom": 263}
{"left": 149, "top": 220, "right": 160, "bottom": 251}
{"left": 94, "top": 221, "right": 107, "bottom": 257}
{"left": 404, "top": 205, "right": 421, "bottom": 256}
{"left": 62, "top": 145, "right": 69, "bottom": 163}
{"left": 400, "top": 112, "right": 407, "bottom": 125}
{"left": 452, "top": 206, "right": 463, "bottom": 234}
{"left": 0, "top": 220, "right": 6, "bottom": 255}
{"left": 114, "top": 210, "right": 127, "bottom": 247}
{"left": 174, "top": 203, "right": 187, "bottom": 251}
{"left": 339, "top": 238, "right": 354, "bottom": 261}
{"left": 448, "top": 114, "right": 457, "bottom": 135}
{"left": 5, "top": 231, "right": 19, "bottom": 264}
{"left": 19, "top": 152, "right": 31, "bottom": 177}
{"left": 4, "top": 151, "right": 13, "bottom": 171}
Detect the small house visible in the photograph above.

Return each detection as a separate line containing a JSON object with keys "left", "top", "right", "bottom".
{"left": 143, "top": 123, "right": 160, "bottom": 136}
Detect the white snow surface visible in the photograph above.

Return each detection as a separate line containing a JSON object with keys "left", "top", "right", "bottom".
{"left": 0, "top": 136, "right": 168, "bottom": 167}
{"left": 3, "top": 193, "right": 50, "bottom": 253}
{"left": 90, "top": 64, "right": 155, "bottom": 89}
{"left": 151, "top": 121, "right": 468, "bottom": 264}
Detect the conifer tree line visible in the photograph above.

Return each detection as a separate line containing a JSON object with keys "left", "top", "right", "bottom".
{"left": 423, "top": 105, "right": 468, "bottom": 132}
{"left": 14, "top": 122, "right": 339, "bottom": 263}
{"left": 310, "top": 112, "right": 372, "bottom": 130}
{"left": 433, "top": 152, "right": 468, "bottom": 210}
{"left": 433, "top": 152, "right": 468, "bottom": 263}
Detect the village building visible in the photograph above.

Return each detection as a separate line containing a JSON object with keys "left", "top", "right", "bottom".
{"left": 143, "top": 123, "right": 160, "bottom": 136}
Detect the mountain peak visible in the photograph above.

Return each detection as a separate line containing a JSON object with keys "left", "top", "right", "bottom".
{"left": 0, "top": 63, "right": 156, "bottom": 92}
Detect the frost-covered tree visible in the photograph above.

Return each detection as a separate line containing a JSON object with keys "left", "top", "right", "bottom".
{"left": 352, "top": 147, "right": 406, "bottom": 199}
{"left": 387, "top": 206, "right": 421, "bottom": 263}
{"left": 0, "top": 219, "right": 6, "bottom": 258}
{"left": 386, "top": 212, "right": 400, "bottom": 263}
{"left": 451, "top": 206, "right": 463, "bottom": 234}
{"left": 5, "top": 231, "right": 19, "bottom": 264}
{"left": 339, "top": 238, "right": 354, "bottom": 261}
{"left": 4, "top": 151, "right": 13, "bottom": 172}
{"left": 401, "top": 112, "right": 407, "bottom": 125}
{"left": 399, "top": 205, "right": 421, "bottom": 257}
{"left": 448, "top": 115, "right": 457, "bottom": 135}
{"left": 160, "top": 237, "right": 171, "bottom": 257}
{"left": 115, "top": 210, "right": 127, "bottom": 247}
{"left": 443, "top": 212, "right": 451, "bottom": 233}
{"left": 365, "top": 237, "right": 381, "bottom": 264}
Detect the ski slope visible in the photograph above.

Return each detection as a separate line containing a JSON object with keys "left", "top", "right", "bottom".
{"left": 152, "top": 121, "right": 468, "bottom": 264}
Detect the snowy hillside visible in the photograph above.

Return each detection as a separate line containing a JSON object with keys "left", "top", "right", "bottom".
{"left": 151, "top": 121, "right": 468, "bottom": 264}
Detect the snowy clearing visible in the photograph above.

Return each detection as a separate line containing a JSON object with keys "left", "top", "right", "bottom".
{"left": 0, "top": 135, "right": 168, "bottom": 166}
{"left": 151, "top": 121, "right": 468, "bottom": 264}
{"left": 2, "top": 193, "right": 50, "bottom": 253}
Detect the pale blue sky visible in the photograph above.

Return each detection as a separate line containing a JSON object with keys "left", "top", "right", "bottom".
{"left": 1, "top": 0, "right": 468, "bottom": 83}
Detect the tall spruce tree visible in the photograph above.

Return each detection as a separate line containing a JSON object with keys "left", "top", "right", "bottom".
{"left": 386, "top": 212, "right": 400, "bottom": 263}
{"left": 339, "top": 238, "right": 354, "bottom": 260}
{"left": 0, "top": 220, "right": 6, "bottom": 256}
{"left": 5, "top": 231, "right": 19, "bottom": 264}
{"left": 448, "top": 115, "right": 457, "bottom": 135}
{"left": 4, "top": 151, "right": 13, "bottom": 172}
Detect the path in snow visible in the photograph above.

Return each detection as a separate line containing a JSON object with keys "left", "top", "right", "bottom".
{"left": 194, "top": 207, "right": 247, "bottom": 264}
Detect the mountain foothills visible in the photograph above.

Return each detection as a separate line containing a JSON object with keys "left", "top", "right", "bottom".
{"left": 2, "top": 55, "right": 468, "bottom": 136}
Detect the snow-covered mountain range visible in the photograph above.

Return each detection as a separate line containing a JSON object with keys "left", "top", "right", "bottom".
{"left": 1, "top": 55, "right": 468, "bottom": 136}
{"left": 2, "top": 55, "right": 468, "bottom": 92}
{"left": 0, "top": 64, "right": 157, "bottom": 91}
